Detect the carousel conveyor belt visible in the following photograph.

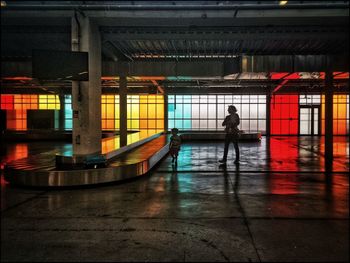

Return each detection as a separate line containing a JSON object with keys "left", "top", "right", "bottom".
{"left": 4, "top": 134, "right": 170, "bottom": 187}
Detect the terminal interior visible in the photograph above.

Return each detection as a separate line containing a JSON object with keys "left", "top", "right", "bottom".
{"left": 1, "top": 1, "right": 349, "bottom": 262}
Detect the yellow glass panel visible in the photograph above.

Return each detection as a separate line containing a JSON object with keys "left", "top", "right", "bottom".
{"left": 101, "top": 105, "right": 106, "bottom": 118}
{"left": 114, "top": 119, "right": 120, "bottom": 129}
{"left": 47, "top": 104, "right": 55, "bottom": 109}
{"left": 115, "top": 106, "right": 120, "bottom": 118}
{"left": 106, "top": 104, "right": 115, "bottom": 119}
{"left": 131, "top": 120, "right": 139, "bottom": 129}
{"left": 148, "top": 95, "right": 156, "bottom": 103}
{"left": 140, "top": 104, "right": 148, "bottom": 118}
{"left": 157, "top": 119, "right": 164, "bottom": 129}
{"left": 140, "top": 95, "right": 148, "bottom": 104}
{"left": 148, "top": 104, "right": 156, "bottom": 118}
{"left": 156, "top": 104, "right": 164, "bottom": 118}
{"left": 131, "top": 104, "right": 139, "bottom": 118}
{"left": 127, "top": 104, "right": 131, "bottom": 119}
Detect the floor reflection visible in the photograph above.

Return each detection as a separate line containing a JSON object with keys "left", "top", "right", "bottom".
{"left": 1, "top": 136, "right": 349, "bottom": 173}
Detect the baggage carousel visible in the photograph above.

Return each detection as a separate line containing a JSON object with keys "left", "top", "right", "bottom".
{"left": 3, "top": 131, "right": 261, "bottom": 188}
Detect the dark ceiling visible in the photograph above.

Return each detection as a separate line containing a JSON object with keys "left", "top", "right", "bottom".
{"left": 1, "top": 1, "right": 349, "bottom": 93}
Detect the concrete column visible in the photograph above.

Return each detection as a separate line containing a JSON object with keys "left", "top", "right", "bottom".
{"left": 58, "top": 93, "right": 65, "bottom": 131}
{"left": 71, "top": 14, "right": 101, "bottom": 156}
{"left": 119, "top": 76, "right": 127, "bottom": 147}
{"left": 324, "top": 70, "right": 333, "bottom": 172}
{"left": 164, "top": 94, "right": 168, "bottom": 132}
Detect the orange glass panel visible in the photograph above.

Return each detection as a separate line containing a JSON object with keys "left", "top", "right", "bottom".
{"left": 101, "top": 104, "right": 106, "bottom": 118}
{"left": 148, "top": 119, "right": 156, "bottom": 128}
{"left": 321, "top": 95, "right": 349, "bottom": 135}
{"left": 106, "top": 120, "right": 114, "bottom": 129}
{"left": 140, "top": 120, "right": 148, "bottom": 129}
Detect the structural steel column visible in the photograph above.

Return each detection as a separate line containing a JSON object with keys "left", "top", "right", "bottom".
{"left": 324, "top": 70, "right": 334, "bottom": 172}
{"left": 119, "top": 76, "right": 127, "bottom": 147}
{"left": 71, "top": 14, "right": 101, "bottom": 156}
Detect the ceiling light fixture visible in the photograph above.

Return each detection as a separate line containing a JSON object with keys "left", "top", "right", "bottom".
{"left": 279, "top": 1, "right": 288, "bottom": 6}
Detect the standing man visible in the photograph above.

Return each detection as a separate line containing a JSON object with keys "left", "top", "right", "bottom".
{"left": 219, "top": 105, "right": 240, "bottom": 164}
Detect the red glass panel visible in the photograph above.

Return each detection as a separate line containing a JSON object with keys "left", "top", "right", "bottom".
{"left": 0, "top": 95, "right": 14, "bottom": 110}
{"left": 271, "top": 95, "right": 299, "bottom": 135}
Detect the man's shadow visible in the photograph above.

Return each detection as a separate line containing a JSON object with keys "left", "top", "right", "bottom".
{"left": 219, "top": 162, "right": 240, "bottom": 194}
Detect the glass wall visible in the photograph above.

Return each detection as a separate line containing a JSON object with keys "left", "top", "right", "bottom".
{"left": 101, "top": 94, "right": 164, "bottom": 131}
{"left": 321, "top": 94, "right": 349, "bottom": 135}
{"left": 1, "top": 94, "right": 164, "bottom": 132}
{"left": 271, "top": 95, "right": 299, "bottom": 135}
{"left": 168, "top": 94, "right": 266, "bottom": 132}
{"left": 1, "top": 94, "right": 60, "bottom": 130}
{"left": 1, "top": 93, "right": 349, "bottom": 135}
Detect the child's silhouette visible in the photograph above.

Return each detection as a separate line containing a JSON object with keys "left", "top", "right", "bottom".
{"left": 169, "top": 128, "right": 181, "bottom": 164}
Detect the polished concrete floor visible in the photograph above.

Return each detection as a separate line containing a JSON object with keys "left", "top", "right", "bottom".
{"left": 1, "top": 137, "right": 349, "bottom": 262}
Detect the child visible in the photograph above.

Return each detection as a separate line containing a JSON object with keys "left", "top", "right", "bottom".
{"left": 169, "top": 128, "right": 181, "bottom": 163}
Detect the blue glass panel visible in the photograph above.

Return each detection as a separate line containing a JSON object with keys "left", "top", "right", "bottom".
{"left": 175, "top": 104, "right": 183, "bottom": 118}
{"left": 175, "top": 119, "right": 183, "bottom": 129}
{"left": 183, "top": 104, "right": 191, "bottom": 118}
{"left": 168, "top": 119, "right": 174, "bottom": 130}
{"left": 65, "top": 120, "right": 72, "bottom": 130}
{"left": 168, "top": 103, "right": 175, "bottom": 118}
{"left": 184, "top": 119, "right": 191, "bottom": 129}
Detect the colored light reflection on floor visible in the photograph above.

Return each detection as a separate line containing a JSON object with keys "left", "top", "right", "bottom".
{"left": 269, "top": 137, "right": 299, "bottom": 171}
{"left": 0, "top": 144, "right": 28, "bottom": 170}
{"left": 101, "top": 129, "right": 164, "bottom": 154}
